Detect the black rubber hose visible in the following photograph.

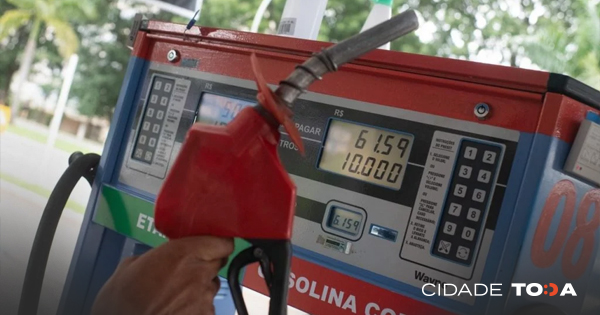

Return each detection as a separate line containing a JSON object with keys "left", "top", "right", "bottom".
{"left": 18, "top": 152, "right": 100, "bottom": 315}
{"left": 275, "top": 9, "right": 419, "bottom": 106}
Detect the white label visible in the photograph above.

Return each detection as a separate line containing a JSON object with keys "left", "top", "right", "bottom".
{"left": 573, "top": 121, "right": 600, "bottom": 185}
{"left": 278, "top": 18, "right": 297, "bottom": 35}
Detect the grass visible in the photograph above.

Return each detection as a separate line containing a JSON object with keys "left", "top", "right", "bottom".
{"left": 0, "top": 172, "right": 87, "bottom": 214}
{"left": 6, "top": 124, "right": 100, "bottom": 154}
{"left": 6, "top": 124, "right": 47, "bottom": 143}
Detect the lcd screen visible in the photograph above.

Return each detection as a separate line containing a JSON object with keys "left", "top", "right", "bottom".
{"left": 328, "top": 206, "right": 363, "bottom": 236}
{"left": 197, "top": 93, "right": 255, "bottom": 126}
{"left": 318, "top": 119, "right": 413, "bottom": 190}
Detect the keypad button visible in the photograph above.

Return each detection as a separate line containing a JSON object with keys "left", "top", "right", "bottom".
{"left": 154, "top": 81, "right": 162, "bottom": 90}
{"left": 437, "top": 240, "right": 452, "bottom": 254}
{"left": 483, "top": 150, "right": 497, "bottom": 164}
{"left": 160, "top": 97, "right": 168, "bottom": 106}
{"left": 464, "top": 147, "right": 478, "bottom": 160}
{"left": 443, "top": 222, "right": 457, "bottom": 235}
{"left": 472, "top": 189, "right": 486, "bottom": 202}
{"left": 142, "top": 122, "right": 150, "bottom": 131}
{"left": 454, "top": 184, "right": 467, "bottom": 198}
{"left": 156, "top": 110, "right": 164, "bottom": 120}
{"left": 164, "top": 83, "right": 172, "bottom": 92}
{"left": 148, "top": 138, "right": 156, "bottom": 148}
{"left": 458, "top": 165, "right": 472, "bottom": 179}
{"left": 152, "top": 124, "right": 160, "bottom": 133}
{"left": 139, "top": 135, "right": 147, "bottom": 145}
{"left": 477, "top": 170, "right": 491, "bottom": 183}
{"left": 144, "top": 151, "right": 153, "bottom": 162}
{"left": 147, "top": 108, "right": 154, "bottom": 118}
{"left": 448, "top": 203, "right": 462, "bottom": 217}
{"left": 467, "top": 208, "right": 481, "bottom": 222}
{"left": 461, "top": 227, "right": 475, "bottom": 241}
{"left": 134, "top": 148, "right": 143, "bottom": 158}
{"left": 456, "top": 246, "right": 470, "bottom": 260}
{"left": 150, "top": 94, "right": 158, "bottom": 104}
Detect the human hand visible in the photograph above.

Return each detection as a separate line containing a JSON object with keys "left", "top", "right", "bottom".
{"left": 91, "top": 236, "right": 234, "bottom": 315}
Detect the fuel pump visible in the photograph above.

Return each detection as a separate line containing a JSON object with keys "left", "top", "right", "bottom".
{"left": 154, "top": 10, "right": 419, "bottom": 314}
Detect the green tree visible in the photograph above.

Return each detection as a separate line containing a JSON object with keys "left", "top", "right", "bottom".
{"left": 0, "top": 0, "right": 95, "bottom": 116}
{"left": 68, "top": 1, "right": 183, "bottom": 119}
{"left": 524, "top": 0, "right": 600, "bottom": 89}
{"left": 0, "top": 0, "right": 25, "bottom": 104}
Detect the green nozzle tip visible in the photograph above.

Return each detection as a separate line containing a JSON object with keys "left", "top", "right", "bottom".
{"left": 374, "top": 0, "right": 393, "bottom": 6}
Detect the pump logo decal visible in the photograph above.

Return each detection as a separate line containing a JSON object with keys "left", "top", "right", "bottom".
{"left": 422, "top": 283, "right": 577, "bottom": 297}
{"left": 530, "top": 181, "right": 600, "bottom": 280}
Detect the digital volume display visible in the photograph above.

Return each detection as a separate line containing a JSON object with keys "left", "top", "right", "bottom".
{"left": 318, "top": 119, "right": 414, "bottom": 190}
{"left": 328, "top": 206, "right": 363, "bottom": 235}
{"left": 197, "top": 93, "right": 254, "bottom": 126}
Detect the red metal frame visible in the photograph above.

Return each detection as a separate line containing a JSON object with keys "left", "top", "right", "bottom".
{"left": 141, "top": 22, "right": 550, "bottom": 93}
{"left": 537, "top": 92, "right": 598, "bottom": 143}
{"left": 134, "top": 22, "right": 599, "bottom": 144}
{"left": 133, "top": 29, "right": 539, "bottom": 132}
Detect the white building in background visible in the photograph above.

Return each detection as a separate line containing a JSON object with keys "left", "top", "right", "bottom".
{"left": 12, "top": 69, "right": 110, "bottom": 144}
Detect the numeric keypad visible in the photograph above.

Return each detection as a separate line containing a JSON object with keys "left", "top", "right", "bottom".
{"left": 132, "top": 76, "right": 174, "bottom": 164}
{"left": 432, "top": 140, "right": 502, "bottom": 264}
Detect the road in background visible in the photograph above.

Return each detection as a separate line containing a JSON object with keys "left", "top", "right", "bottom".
{"left": 0, "top": 181, "right": 83, "bottom": 315}
{"left": 0, "top": 124, "right": 96, "bottom": 207}
{"left": 1, "top": 123, "right": 91, "bottom": 315}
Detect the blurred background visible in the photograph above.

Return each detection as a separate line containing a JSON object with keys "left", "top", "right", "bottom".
{"left": 0, "top": 0, "right": 598, "bottom": 314}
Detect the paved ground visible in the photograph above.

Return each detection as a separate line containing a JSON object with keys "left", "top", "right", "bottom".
{"left": 0, "top": 181, "right": 83, "bottom": 315}
{"left": 0, "top": 125, "right": 90, "bottom": 315}
{"left": 0, "top": 127, "right": 94, "bottom": 207}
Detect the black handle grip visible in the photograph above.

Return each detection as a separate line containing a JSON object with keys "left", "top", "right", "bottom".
{"left": 227, "top": 240, "right": 292, "bottom": 315}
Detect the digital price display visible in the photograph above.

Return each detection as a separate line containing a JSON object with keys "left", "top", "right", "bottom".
{"left": 328, "top": 206, "right": 364, "bottom": 236}
{"left": 318, "top": 120, "right": 413, "bottom": 190}
{"left": 197, "top": 93, "right": 255, "bottom": 126}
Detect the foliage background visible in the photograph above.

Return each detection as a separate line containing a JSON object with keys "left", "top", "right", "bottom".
{"left": 1, "top": 0, "right": 598, "bottom": 121}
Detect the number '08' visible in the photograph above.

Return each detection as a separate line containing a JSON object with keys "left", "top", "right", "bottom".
{"left": 531, "top": 180, "right": 600, "bottom": 280}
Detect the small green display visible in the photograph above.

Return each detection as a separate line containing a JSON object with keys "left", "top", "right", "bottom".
{"left": 327, "top": 206, "right": 363, "bottom": 236}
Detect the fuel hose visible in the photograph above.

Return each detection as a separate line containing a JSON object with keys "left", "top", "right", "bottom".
{"left": 18, "top": 152, "right": 100, "bottom": 315}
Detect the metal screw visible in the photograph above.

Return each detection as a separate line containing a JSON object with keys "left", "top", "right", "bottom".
{"left": 474, "top": 103, "right": 490, "bottom": 120}
{"left": 167, "top": 50, "right": 180, "bottom": 62}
